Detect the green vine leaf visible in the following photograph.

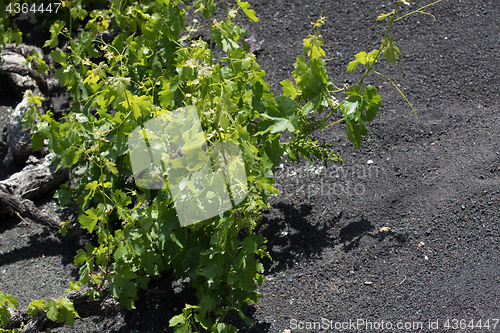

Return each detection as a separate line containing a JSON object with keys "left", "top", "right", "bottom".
{"left": 200, "top": 0, "right": 216, "bottom": 20}
{"left": 362, "top": 85, "right": 382, "bottom": 122}
{"left": 169, "top": 309, "right": 192, "bottom": 331}
{"left": 44, "top": 21, "right": 65, "bottom": 48}
{"left": 0, "top": 292, "right": 18, "bottom": 327}
{"left": 381, "top": 36, "right": 401, "bottom": 65}
{"left": 237, "top": 1, "right": 259, "bottom": 22}
{"left": 345, "top": 119, "right": 367, "bottom": 149}
{"left": 79, "top": 207, "right": 101, "bottom": 233}
{"left": 159, "top": 78, "right": 180, "bottom": 108}
{"left": 45, "top": 299, "right": 59, "bottom": 322}
{"left": 215, "top": 323, "right": 239, "bottom": 333}
{"left": 228, "top": 255, "right": 260, "bottom": 292}
{"left": 346, "top": 50, "right": 377, "bottom": 72}
{"left": 281, "top": 79, "right": 297, "bottom": 100}
{"left": 107, "top": 76, "right": 131, "bottom": 99}
{"left": 27, "top": 299, "right": 45, "bottom": 317}
{"left": 303, "top": 32, "right": 326, "bottom": 59}
{"left": 347, "top": 51, "right": 367, "bottom": 72}
{"left": 342, "top": 96, "right": 363, "bottom": 121}
{"left": 200, "top": 252, "right": 225, "bottom": 278}
{"left": 123, "top": 95, "right": 151, "bottom": 120}
{"left": 259, "top": 96, "right": 300, "bottom": 133}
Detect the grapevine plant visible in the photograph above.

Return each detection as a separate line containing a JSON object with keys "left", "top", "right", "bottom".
{"left": 0, "top": 0, "right": 440, "bottom": 331}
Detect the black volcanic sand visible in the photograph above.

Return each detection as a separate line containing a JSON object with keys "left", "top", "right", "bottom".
{"left": 1, "top": 0, "right": 500, "bottom": 332}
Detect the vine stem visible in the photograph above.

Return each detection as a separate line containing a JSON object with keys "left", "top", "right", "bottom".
{"left": 395, "top": 0, "right": 442, "bottom": 22}
{"left": 305, "top": 0, "right": 404, "bottom": 136}
{"left": 97, "top": 137, "right": 112, "bottom": 279}
{"left": 374, "top": 70, "right": 417, "bottom": 119}
{"left": 358, "top": 0, "right": 401, "bottom": 86}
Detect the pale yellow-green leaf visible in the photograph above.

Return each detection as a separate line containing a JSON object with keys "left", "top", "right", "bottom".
{"left": 377, "top": 10, "right": 395, "bottom": 21}
{"left": 281, "top": 79, "right": 297, "bottom": 100}
{"left": 303, "top": 33, "right": 325, "bottom": 59}
{"left": 236, "top": 1, "right": 259, "bottom": 22}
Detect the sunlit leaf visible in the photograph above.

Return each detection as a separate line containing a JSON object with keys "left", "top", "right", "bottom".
{"left": 381, "top": 36, "right": 401, "bottom": 65}
{"left": 237, "top": 1, "right": 259, "bottom": 22}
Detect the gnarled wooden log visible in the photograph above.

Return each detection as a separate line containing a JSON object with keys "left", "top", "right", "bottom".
{"left": 0, "top": 189, "right": 62, "bottom": 228}
{"left": 0, "top": 44, "right": 48, "bottom": 97}
{"left": 2, "top": 95, "right": 38, "bottom": 165}
{"left": 0, "top": 153, "right": 68, "bottom": 200}
{"left": 0, "top": 62, "right": 49, "bottom": 96}
{"left": 0, "top": 153, "right": 69, "bottom": 227}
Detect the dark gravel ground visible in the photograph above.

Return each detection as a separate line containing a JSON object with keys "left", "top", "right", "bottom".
{"left": 1, "top": 0, "right": 500, "bottom": 332}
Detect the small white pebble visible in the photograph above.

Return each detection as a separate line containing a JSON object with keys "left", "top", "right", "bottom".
{"left": 367, "top": 159, "right": 374, "bottom": 164}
